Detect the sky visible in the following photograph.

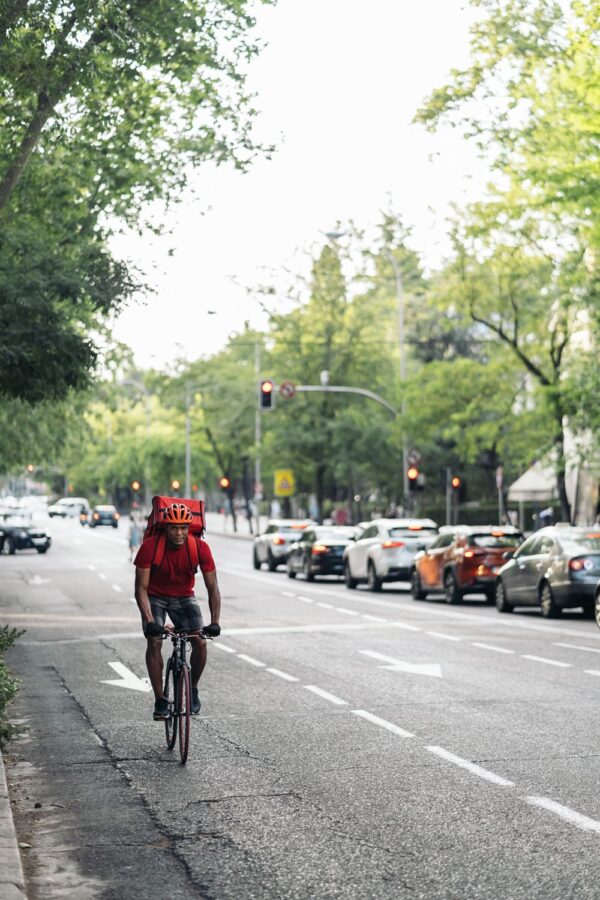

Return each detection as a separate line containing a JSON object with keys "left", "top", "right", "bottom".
{"left": 111, "top": 0, "right": 490, "bottom": 370}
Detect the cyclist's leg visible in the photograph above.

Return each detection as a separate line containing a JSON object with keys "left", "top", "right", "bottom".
{"left": 169, "top": 597, "right": 206, "bottom": 687}
{"left": 143, "top": 597, "right": 167, "bottom": 698}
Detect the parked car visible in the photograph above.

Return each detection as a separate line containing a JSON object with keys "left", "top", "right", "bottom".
{"left": 343, "top": 518, "right": 438, "bottom": 591}
{"left": 411, "top": 526, "right": 524, "bottom": 604}
{"left": 495, "top": 525, "right": 600, "bottom": 617}
{"left": 594, "top": 579, "right": 600, "bottom": 629}
{"left": 89, "top": 505, "right": 120, "bottom": 528}
{"left": 48, "top": 497, "right": 90, "bottom": 518}
{"left": 253, "top": 519, "right": 316, "bottom": 571}
{"left": 286, "top": 526, "right": 358, "bottom": 581}
{"left": 0, "top": 514, "right": 51, "bottom": 555}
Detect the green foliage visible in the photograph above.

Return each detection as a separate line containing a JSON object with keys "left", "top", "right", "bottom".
{"left": 0, "top": 625, "right": 23, "bottom": 751}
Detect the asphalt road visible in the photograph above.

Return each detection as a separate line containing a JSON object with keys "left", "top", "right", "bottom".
{"left": 3, "top": 515, "right": 600, "bottom": 899}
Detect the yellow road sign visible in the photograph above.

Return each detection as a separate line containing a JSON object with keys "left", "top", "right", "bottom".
{"left": 274, "top": 469, "right": 295, "bottom": 497}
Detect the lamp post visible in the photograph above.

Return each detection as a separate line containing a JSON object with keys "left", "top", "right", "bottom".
{"left": 385, "top": 252, "right": 409, "bottom": 507}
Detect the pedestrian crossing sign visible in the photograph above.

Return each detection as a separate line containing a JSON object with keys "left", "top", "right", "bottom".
{"left": 274, "top": 469, "right": 295, "bottom": 497}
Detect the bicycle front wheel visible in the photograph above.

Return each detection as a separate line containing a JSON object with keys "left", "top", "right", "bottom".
{"left": 178, "top": 665, "right": 191, "bottom": 765}
{"left": 163, "top": 658, "right": 177, "bottom": 750}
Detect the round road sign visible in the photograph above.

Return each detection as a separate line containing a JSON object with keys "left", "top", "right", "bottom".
{"left": 279, "top": 380, "right": 296, "bottom": 399}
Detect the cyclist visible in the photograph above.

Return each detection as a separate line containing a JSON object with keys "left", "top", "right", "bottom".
{"left": 134, "top": 503, "right": 221, "bottom": 720}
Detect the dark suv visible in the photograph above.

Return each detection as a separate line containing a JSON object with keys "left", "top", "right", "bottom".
{"left": 412, "top": 526, "right": 524, "bottom": 604}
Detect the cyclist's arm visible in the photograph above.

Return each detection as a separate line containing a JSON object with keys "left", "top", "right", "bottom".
{"left": 134, "top": 566, "right": 154, "bottom": 627}
{"left": 202, "top": 569, "right": 221, "bottom": 627}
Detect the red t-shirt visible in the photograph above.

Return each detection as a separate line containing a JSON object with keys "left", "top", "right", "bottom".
{"left": 134, "top": 536, "right": 215, "bottom": 598}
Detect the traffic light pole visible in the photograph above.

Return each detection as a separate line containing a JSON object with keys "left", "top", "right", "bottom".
{"left": 254, "top": 344, "right": 262, "bottom": 534}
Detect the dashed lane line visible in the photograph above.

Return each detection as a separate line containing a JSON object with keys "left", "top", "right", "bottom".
{"left": 281, "top": 591, "right": 296, "bottom": 598}
{"left": 297, "top": 596, "right": 314, "bottom": 604}
{"left": 351, "top": 709, "right": 415, "bottom": 738}
{"left": 426, "top": 631, "right": 461, "bottom": 642}
{"left": 266, "top": 668, "right": 299, "bottom": 683}
{"left": 316, "top": 602, "right": 334, "bottom": 609}
{"left": 237, "top": 654, "right": 266, "bottom": 667}
{"left": 389, "top": 622, "right": 421, "bottom": 632}
{"left": 426, "top": 746, "right": 514, "bottom": 787}
{"left": 584, "top": 670, "right": 600, "bottom": 678}
{"left": 525, "top": 796, "right": 600, "bottom": 834}
{"left": 555, "top": 642, "right": 600, "bottom": 655}
{"left": 112, "top": 584, "right": 122, "bottom": 593}
{"left": 335, "top": 607, "right": 359, "bottom": 616}
{"left": 472, "top": 642, "right": 515, "bottom": 654}
{"left": 522, "top": 655, "right": 572, "bottom": 668}
{"left": 304, "top": 685, "right": 348, "bottom": 706}
{"left": 98, "top": 573, "right": 107, "bottom": 581}
{"left": 362, "top": 614, "right": 386, "bottom": 622}
{"left": 212, "top": 642, "right": 237, "bottom": 653}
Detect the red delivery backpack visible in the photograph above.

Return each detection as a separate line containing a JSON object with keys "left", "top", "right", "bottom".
{"left": 143, "top": 496, "right": 206, "bottom": 573}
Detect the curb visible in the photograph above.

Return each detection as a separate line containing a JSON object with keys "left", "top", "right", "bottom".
{"left": 0, "top": 751, "right": 27, "bottom": 899}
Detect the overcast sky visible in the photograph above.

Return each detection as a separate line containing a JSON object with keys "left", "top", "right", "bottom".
{"left": 111, "top": 0, "right": 489, "bottom": 369}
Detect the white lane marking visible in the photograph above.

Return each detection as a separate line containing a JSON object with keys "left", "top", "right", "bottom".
{"left": 472, "top": 642, "right": 515, "bottom": 655}
{"left": 281, "top": 591, "right": 296, "bottom": 598}
{"left": 361, "top": 650, "right": 442, "bottom": 679}
{"left": 389, "top": 622, "right": 421, "bottom": 632}
{"left": 130, "top": 597, "right": 137, "bottom": 604}
{"left": 526, "top": 796, "right": 600, "bottom": 833}
{"left": 98, "top": 573, "right": 107, "bottom": 581}
{"left": 362, "top": 614, "right": 386, "bottom": 622}
{"left": 426, "top": 631, "right": 461, "bottom": 642}
{"left": 100, "top": 661, "right": 151, "bottom": 693}
{"left": 212, "top": 643, "right": 236, "bottom": 653}
{"left": 88, "top": 565, "right": 96, "bottom": 571}
{"left": 584, "top": 669, "right": 600, "bottom": 678}
{"left": 266, "top": 668, "right": 299, "bottom": 682}
{"left": 304, "top": 685, "right": 348, "bottom": 706}
{"left": 237, "top": 654, "right": 265, "bottom": 667}
{"left": 522, "top": 655, "right": 572, "bottom": 668}
{"left": 427, "top": 746, "right": 514, "bottom": 787}
{"left": 335, "top": 607, "right": 359, "bottom": 616}
{"left": 26, "top": 575, "right": 50, "bottom": 585}
{"left": 351, "top": 709, "right": 415, "bottom": 738}
{"left": 555, "top": 642, "right": 600, "bottom": 655}
{"left": 297, "top": 596, "right": 314, "bottom": 604}
{"left": 316, "top": 602, "right": 333, "bottom": 609}
{"left": 112, "top": 584, "right": 122, "bottom": 593}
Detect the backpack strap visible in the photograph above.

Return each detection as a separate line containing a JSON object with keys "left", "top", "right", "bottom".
{"left": 186, "top": 535, "right": 200, "bottom": 572}
{"left": 150, "top": 532, "right": 167, "bottom": 572}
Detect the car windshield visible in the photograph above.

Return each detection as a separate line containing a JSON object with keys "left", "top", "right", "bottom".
{"left": 314, "top": 529, "right": 354, "bottom": 542}
{"left": 0, "top": 516, "right": 30, "bottom": 527}
{"left": 278, "top": 524, "right": 310, "bottom": 533}
{"left": 559, "top": 532, "right": 600, "bottom": 553}
{"left": 468, "top": 533, "right": 523, "bottom": 548}
{"left": 388, "top": 527, "right": 437, "bottom": 539}
{"left": 97, "top": 506, "right": 116, "bottom": 512}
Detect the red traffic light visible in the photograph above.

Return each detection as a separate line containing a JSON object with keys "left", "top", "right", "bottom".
{"left": 451, "top": 476, "right": 461, "bottom": 489}
{"left": 262, "top": 380, "right": 273, "bottom": 393}
{"left": 407, "top": 466, "right": 419, "bottom": 482}
{"left": 219, "top": 476, "right": 231, "bottom": 490}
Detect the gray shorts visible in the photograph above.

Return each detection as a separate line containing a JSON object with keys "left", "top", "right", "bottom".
{"left": 143, "top": 595, "right": 205, "bottom": 636}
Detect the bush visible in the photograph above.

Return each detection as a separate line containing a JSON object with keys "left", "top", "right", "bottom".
{"left": 0, "top": 625, "right": 23, "bottom": 751}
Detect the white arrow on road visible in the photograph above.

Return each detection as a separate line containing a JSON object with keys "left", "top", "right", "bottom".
{"left": 101, "top": 662, "right": 151, "bottom": 692}
{"left": 360, "top": 650, "right": 442, "bottom": 679}
{"left": 27, "top": 575, "right": 50, "bottom": 585}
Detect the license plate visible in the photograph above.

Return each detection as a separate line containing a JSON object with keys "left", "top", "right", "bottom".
{"left": 31, "top": 538, "right": 47, "bottom": 545}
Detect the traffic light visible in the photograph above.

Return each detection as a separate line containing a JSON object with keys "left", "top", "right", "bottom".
{"left": 171, "top": 479, "right": 180, "bottom": 491}
{"left": 259, "top": 379, "right": 275, "bottom": 410}
{"left": 451, "top": 475, "right": 461, "bottom": 490}
{"left": 407, "top": 466, "right": 419, "bottom": 490}
{"left": 219, "top": 476, "right": 231, "bottom": 490}
{"left": 131, "top": 480, "right": 141, "bottom": 492}
{"left": 27, "top": 464, "right": 34, "bottom": 473}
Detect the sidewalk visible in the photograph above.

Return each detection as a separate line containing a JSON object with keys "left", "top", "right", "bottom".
{"left": 0, "top": 750, "right": 27, "bottom": 899}
{"left": 204, "top": 510, "right": 268, "bottom": 540}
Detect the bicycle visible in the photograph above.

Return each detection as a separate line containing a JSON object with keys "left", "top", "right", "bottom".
{"left": 161, "top": 626, "right": 213, "bottom": 765}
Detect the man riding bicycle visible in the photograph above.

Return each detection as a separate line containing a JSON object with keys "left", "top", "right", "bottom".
{"left": 134, "top": 503, "right": 221, "bottom": 720}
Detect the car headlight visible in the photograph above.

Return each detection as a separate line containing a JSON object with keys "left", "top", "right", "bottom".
{"left": 18, "top": 531, "right": 28, "bottom": 538}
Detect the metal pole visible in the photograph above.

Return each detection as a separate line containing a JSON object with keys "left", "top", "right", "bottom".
{"left": 445, "top": 468, "right": 451, "bottom": 526}
{"left": 184, "top": 383, "right": 191, "bottom": 498}
{"left": 385, "top": 254, "right": 408, "bottom": 505}
{"left": 144, "top": 399, "right": 151, "bottom": 513}
{"left": 254, "top": 343, "right": 262, "bottom": 534}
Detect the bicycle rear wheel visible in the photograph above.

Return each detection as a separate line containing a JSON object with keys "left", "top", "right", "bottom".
{"left": 178, "top": 665, "right": 191, "bottom": 765}
{"left": 163, "top": 657, "right": 177, "bottom": 750}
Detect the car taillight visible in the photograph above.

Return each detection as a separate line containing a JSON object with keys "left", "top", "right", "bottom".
{"left": 93, "top": 513, "right": 99, "bottom": 520}
{"left": 115, "top": 513, "right": 120, "bottom": 520}
{"left": 382, "top": 540, "right": 405, "bottom": 549}
{"left": 569, "top": 557, "right": 594, "bottom": 572}
{"left": 312, "top": 544, "right": 328, "bottom": 555}
{"left": 272, "top": 536, "right": 285, "bottom": 545}
{"left": 464, "top": 550, "right": 475, "bottom": 558}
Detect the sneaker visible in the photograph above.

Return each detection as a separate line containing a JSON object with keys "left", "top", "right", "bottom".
{"left": 153, "top": 697, "right": 170, "bottom": 721}
{"left": 191, "top": 688, "right": 201, "bottom": 715}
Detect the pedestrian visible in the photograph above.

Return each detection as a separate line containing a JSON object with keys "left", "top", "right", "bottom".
{"left": 127, "top": 513, "right": 141, "bottom": 562}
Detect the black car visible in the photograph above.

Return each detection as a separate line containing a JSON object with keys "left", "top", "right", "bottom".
{"left": 89, "top": 505, "right": 120, "bottom": 528}
{"left": 0, "top": 515, "right": 51, "bottom": 555}
{"left": 286, "top": 526, "right": 358, "bottom": 581}
{"left": 495, "top": 525, "right": 600, "bottom": 618}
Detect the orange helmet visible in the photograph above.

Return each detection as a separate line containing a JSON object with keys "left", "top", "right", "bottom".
{"left": 162, "top": 503, "right": 193, "bottom": 525}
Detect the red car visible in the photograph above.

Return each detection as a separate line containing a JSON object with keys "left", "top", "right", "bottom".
{"left": 411, "top": 526, "right": 524, "bottom": 604}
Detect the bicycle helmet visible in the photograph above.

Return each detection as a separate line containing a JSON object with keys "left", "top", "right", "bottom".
{"left": 162, "top": 503, "right": 193, "bottom": 525}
